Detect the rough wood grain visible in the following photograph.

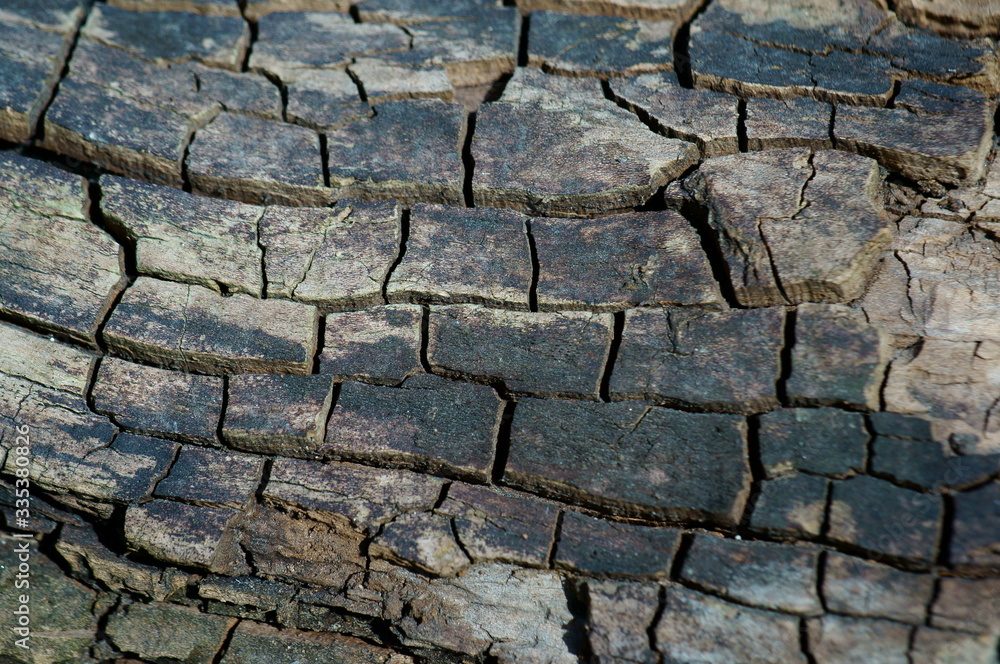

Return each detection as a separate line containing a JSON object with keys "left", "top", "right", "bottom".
{"left": 223, "top": 373, "right": 335, "bottom": 455}
{"left": 103, "top": 277, "right": 319, "bottom": 374}
{"left": 555, "top": 511, "right": 680, "bottom": 577}
{"left": 827, "top": 475, "right": 942, "bottom": 563}
{"left": 154, "top": 446, "right": 264, "bottom": 508}
{"left": 107, "top": 0, "right": 241, "bottom": 16}
{"left": 248, "top": 11, "right": 408, "bottom": 81}
{"left": 517, "top": 0, "right": 700, "bottom": 21}
{"left": 472, "top": 100, "right": 698, "bottom": 216}
{"left": 81, "top": 4, "right": 249, "bottom": 70}
{"left": 0, "top": 20, "right": 69, "bottom": 143}
{"left": 427, "top": 304, "right": 613, "bottom": 398}
{"left": 101, "top": 174, "right": 265, "bottom": 296}
{"left": 758, "top": 408, "right": 867, "bottom": 479}
{"left": 0, "top": 156, "right": 124, "bottom": 344}
{"left": 350, "top": 57, "right": 454, "bottom": 104}
{"left": 788, "top": 303, "right": 888, "bottom": 410}
{"left": 0, "top": 320, "right": 95, "bottom": 395}
{"left": 320, "top": 305, "right": 423, "bottom": 383}
{"left": 745, "top": 96, "right": 833, "bottom": 151}
{"left": 326, "top": 100, "right": 467, "bottom": 205}
{"left": 610, "top": 72, "right": 739, "bottom": 157}
{"left": 506, "top": 398, "right": 750, "bottom": 524}
{"left": 259, "top": 200, "right": 401, "bottom": 308}
{"left": 437, "top": 483, "right": 559, "bottom": 568}
{"left": 387, "top": 204, "right": 532, "bottom": 308}
{"left": 694, "top": 148, "right": 891, "bottom": 307}
{"left": 188, "top": 112, "right": 330, "bottom": 206}
{"left": 528, "top": 12, "right": 676, "bottom": 77}
{"left": 834, "top": 80, "right": 995, "bottom": 185}
{"left": 532, "top": 209, "right": 724, "bottom": 310}
{"left": 610, "top": 307, "right": 784, "bottom": 413}
{"left": 92, "top": 357, "right": 224, "bottom": 443}
{"left": 682, "top": 536, "right": 822, "bottom": 615}
{"left": 322, "top": 374, "right": 502, "bottom": 481}
{"left": 656, "top": 585, "right": 808, "bottom": 664}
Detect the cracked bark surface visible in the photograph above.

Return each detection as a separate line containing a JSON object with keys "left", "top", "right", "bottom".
{"left": 0, "top": 1, "right": 998, "bottom": 663}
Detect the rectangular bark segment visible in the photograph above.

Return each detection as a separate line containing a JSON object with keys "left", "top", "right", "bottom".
{"left": 609, "top": 73, "right": 739, "bottom": 157}
{"left": 100, "top": 174, "right": 265, "bottom": 296}
{"left": 758, "top": 408, "right": 867, "bottom": 479}
{"left": 0, "top": 0, "right": 87, "bottom": 32}
{"left": 249, "top": 11, "right": 408, "bottom": 79}
{"left": 155, "top": 446, "right": 265, "bottom": 508}
{"left": 532, "top": 209, "right": 723, "bottom": 310}
{"left": 0, "top": 155, "right": 124, "bottom": 344}
{"left": 326, "top": 100, "right": 467, "bottom": 205}
{"left": 528, "top": 12, "right": 676, "bottom": 77}
{"left": 92, "top": 357, "right": 224, "bottom": 443}
{"left": 81, "top": 4, "right": 249, "bottom": 69}
{"left": 610, "top": 307, "right": 784, "bottom": 413}
{"left": 387, "top": 204, "right": 532, "bottom": 308}
{"left": 107, "top": 0, "right": 242, "bottom": 15}
{"left": 807, "top": 615, "right": 912, "bottom": 664}
{"left": 823, "top": 552, "right": 935, "bottom": 625}
{"left": 103, "top": 276, "right": 319, "bottom": 374}
{"left": 745, "top": 97, "right": 833, "bottom": 151}
{"left": 264, "top": 458, "right": 446, "bottom": 530}
{"left": 1, "top": 373, "right": 175, "bottom": 516}
{"left": 656, "top": 585, "right": 808, "bottom": 664}
{"left": 42, "top": 40, "right": 279, "bottom": 185}
{"left": 283, "top": 68, "right": 371, "bottom": 131}
{"left": 694, "top": 148, "right": 891, "bottom": 307}
{"left": 403, "top": 9, "right": 519, "bottom": 87}
{"left": 834, "top": 80, "right": 995, "bottom": 185}
{"left": 323, "top": 374, "right": 502, "bottom": 481}
{"left": 585, "top": 581, "right": 660, "bottom": 664}
{"left": 749, "top": 473, "right": 828, "bottom": 537}
{"left": 370, "top": 511, "right": 470, "bottom": 577}
{"left": 350, "top": 56, "right": 454, "bottom": 104}
{"left": 320, "top": 305, "right": 423, "bottom": 384}
{"left": 436, "top": 483, "right": 559, "bottom": 568}
{"left": 506, "top": 398, "right": 750, "bottom": 524}
{"left": 427, "top": 304, "right": 614, "bottom": 398}
{"left": 223, "top": 373, "right": 335, "bottom": 456}
{"left": 555, "top": 510, "right": 681, "bottom": 577}
{"left": 0, "top": 20, "right": 69, "bottom": 142}
{"left": 827, "top": 475, "right": 942, "bottom": 564}
{"left": 220, "top": 622, "right": 411, "bottom": 664}
{"left": 516, "top": 0, "right": 701, "bottom": 21}
{"left": 950, "top": 483, "right": 1000, "bottom": 570}
{"left": 41, "top": 41, "right": 198, "bottom": 186}
{"left": 680, "top": 536, "right": 822, "bottom": 615}
{"left": 0, "top": 320, "right": 95, "bottom": 396}
{"left": 106, "top": 603, "right": 236, "bottom": 664}
{"left": 472, "top": 100, "right": 698, "bottom": 216}
{"left": 788, "top": 303, "right": 889, "bottom": 409}
{"left": 188, "top": 112, "right": 330, "bottom": 206}
{"left": 689, "top": 0, "right": 999, "bottom": 99}
{"left": 259, "top": 199, "right": 401, "bottom": 308}
{"left": 0, "top": 376, "right": 111, "bottom": 504}
{"left": 244, "top": 0, "right": 353, "bottom": 19}
{"left": 124, "top": 499, "right": 249, "bottom": 573}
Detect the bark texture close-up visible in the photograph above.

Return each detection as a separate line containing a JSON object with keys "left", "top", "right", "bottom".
{"left": 0, "top": 0, "right": 999, "bottom": 662}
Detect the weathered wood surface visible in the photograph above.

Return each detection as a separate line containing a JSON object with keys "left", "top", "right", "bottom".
{"left": 103, "top": 277, "right": 319, "bottom": 374}
{"left": 693, "top": 148, "right": 892, "bottom": 307}
{"left": 1, "top": 4, "right": 999, "bottom": 664}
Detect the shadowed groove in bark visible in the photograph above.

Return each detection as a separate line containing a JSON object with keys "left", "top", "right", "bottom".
{"left": 381, "top": 208, "right": 411, "bottom": 303}
{"left": 598, "top": 311, "right": 625, "bottom": 402}
{"left": 491, "top": 399, "right": 516, "bottom": 484}
{"left": 28, "top": 1, "right": 90, "bottom": 144}
{"left": 461, "top": 111, "right": 477, "bottom": 207}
